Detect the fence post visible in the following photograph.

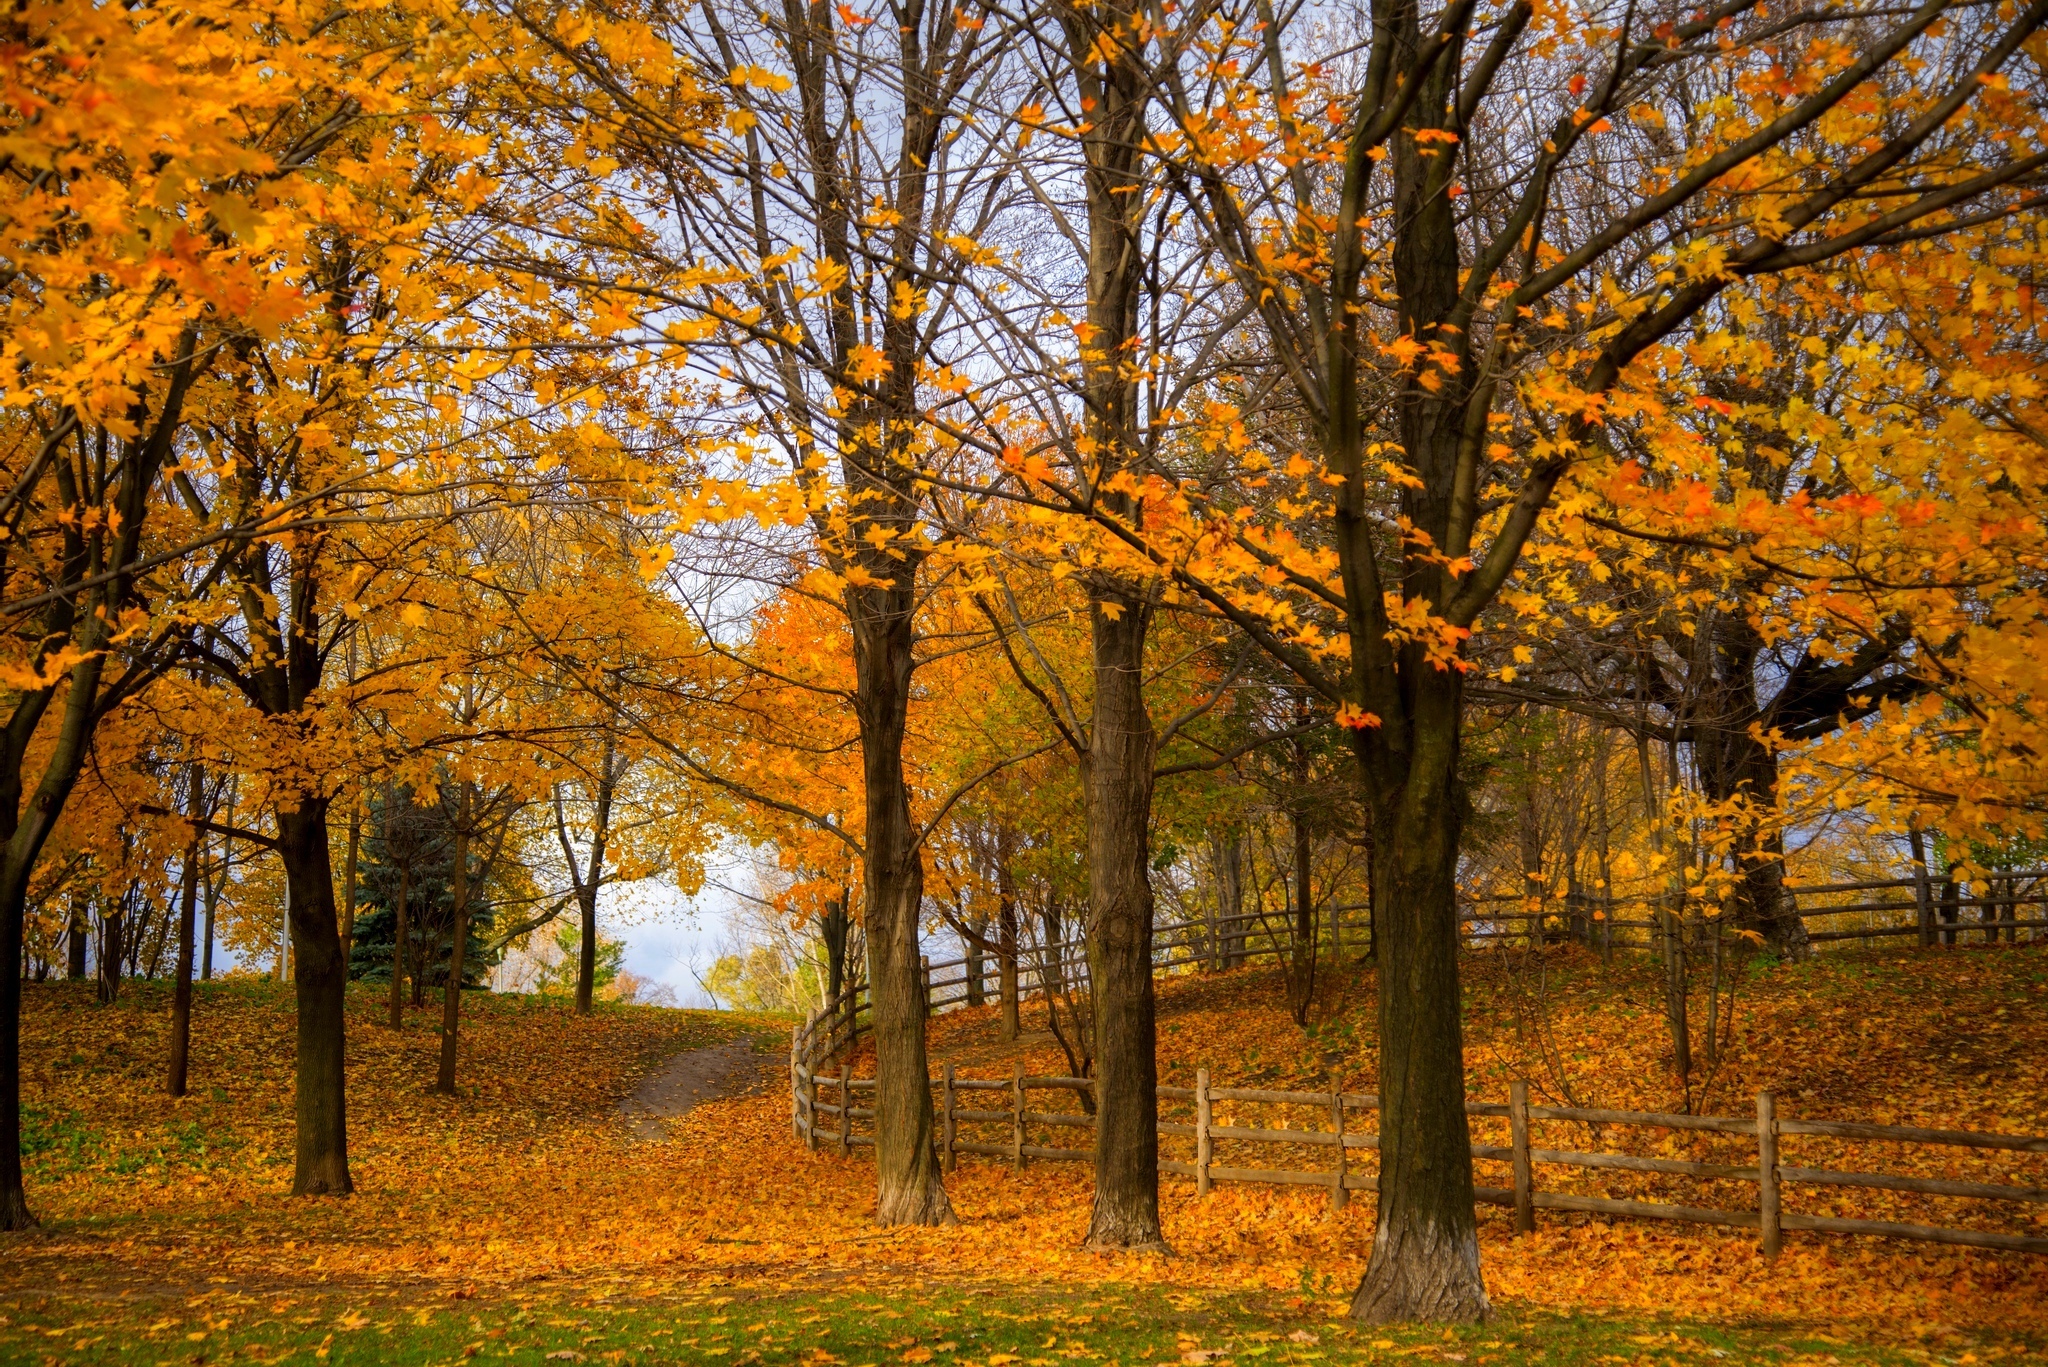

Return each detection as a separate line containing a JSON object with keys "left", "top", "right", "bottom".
{"left": 1757, "top": 1091, "right": 1781, "bottom": 1258}
{"left": 795, "top": 1014, "right": 818, "bottom": 1152}
{"left": 1509, "top": 1079, "right": 1534, "bottom": 1236}
{"left": 920, "top": 955, "right": 932, "bottom": 1017}
{"left": 1330, "top": 1088, "right": 1348, "bottom": 1213}
{"left": 790, "top": 1023, "right": 802, "bottom": 1142}
{"left": 942, "top": 1063, "right": 957, "bottom": 1173}
{"left": 1915, "top": 867, "right": 1934, "bottom": 948}
{"left": 1011, "top": 1061, "right": 1026, "bottom": 1171}
{"left": 806, "top": 1059, "right": 819, "bottom": 1151}
{"left": 1196, "top": 1067, "right": 1212, "bottom": 1197}
{"left": 838, "top": 1064, "right": 851, "bottom": 1156}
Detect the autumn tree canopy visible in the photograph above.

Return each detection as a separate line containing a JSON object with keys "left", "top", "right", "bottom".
{"left": 5, "top": 0, "right": 2048, "bottom": 1329}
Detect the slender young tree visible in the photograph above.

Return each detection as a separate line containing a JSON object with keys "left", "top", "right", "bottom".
{"left": 167, "top": 763, "right": 204, "bottom": 1098}
{"left": 470, "top": 0, "right": 1022, "bottom": 1224}
{"left": 554, "top": 735, "right": 620, "bottom": 1016}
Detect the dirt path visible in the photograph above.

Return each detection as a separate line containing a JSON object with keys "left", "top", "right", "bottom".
{"left": 618, "top": 1035, "right": 774, "bottom": 1139}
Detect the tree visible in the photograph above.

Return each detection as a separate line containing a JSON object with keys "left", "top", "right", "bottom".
{"left": 1137, "top": 0, "right": 2048, "bottom": 1319}
{"left": 167, "top": 762, "right": 205, "bottom": 1097}
{"left": 512, "top": 921, "right": 627, "bottom": 1000}
{"left": 451, "top": 0, "right": 1011, "bottom": 1218}
{"left": 555, "top": 739, "right": 621, "bottom": 1016}
{"left": 0, "top": 0, "right": 430, "bottom": 1226}
{"left": 347, "top": 785, "right": 500, "bottom": 994}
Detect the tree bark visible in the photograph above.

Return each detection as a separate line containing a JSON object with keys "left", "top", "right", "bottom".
{"left": 277, "top": 795, "right": 352, "bottom": 1196}
{"left": 1690, "top": 610, "right": 1809, "bottom": 959}
{"left": 997, "top": 850, "right": 1021, "bottom": 1042}
{"left": 66, "top": 897, "right": 87, "bottom": 979}
{"left": 574, "top": 884, "right": 598, "bottom": 1015}
{"left": 1288, "top": 800, "right": 1317, "bottom": 1025}
{"left": 819, "top": 892, "right": 850, "bottom": 1049}
{"left": 0, "top": 859, "right": 31, "bottom": 1229}
{"left": 0, "top": 349, "right": 194, "bottom": 1230}
{"left": 1084, "top": 592, "right": 1165, "bottom": 1250}
{"left": 1040, "top": 898, "right": 1066, "bottom": 1001}
{"left": 1287, "top": 729, "right": 1318, "bottom": 1026}
{"left": 1635, "top": 727, "right": 1692, "bottom": 1088}
{"left": 850, "top": 582, "right": 953, "bottom": 1226}
{"left": 0, "top": 788, "right": 77, "bottom": 1226}
{"left": 1208, "top": 831, "right": 1242, "bottom": 969}
{"left": 964, "top": 917, "right": 986, "bottom": 1008}
{"left": 436, "top": 782, "right": 471, "bottom": 1096}
{"left": 1348, "top": 699, "right": 1487, "bottom": 1322}
{"left": 202, "top": 861, "right": 218, "bottom": 981}
{"left": 168, "top": 765, "right": 203, "bottom": 1098}
{"left": 97, "top": 900, "right": 122, "bottom": 1005}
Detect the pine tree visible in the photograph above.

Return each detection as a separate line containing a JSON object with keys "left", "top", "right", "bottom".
{"left": 347, "top": 787, "right": 498, "bottom": 991}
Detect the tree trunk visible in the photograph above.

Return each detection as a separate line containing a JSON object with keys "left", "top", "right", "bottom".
{"left": 0, "top": 864, "right": 30, "bottom": 1229}
{"left": 97, "top": 901, "right": 122, "bottom": 1005}
{"left": 964, "top": 918, "right": 986, "bottom": 1008}
{"left": 997, "top": 853, "right": 1020, "bottom": 1042}
{"left": 574, "top": 885, "right": 597, "bottom": 1015}
{"left": 849, "top": 584, "right": 952, "bottom": 1225}
{"left": 1040, "top": 898, "right": 1066, "bottom": 1001}
{"left": 1221, "top": 831, "right": 1247, "bottom": 967}
{"left": 1084, "top": 592, "right": 1165, "bottom": 1249}
{"left": 388, "top": 862, "right": 409, "bottom": 1029}
{"left": 1690, "top": 611, "right": 1809, "bottom": 959}
{"left": 0, "top": 616, "right": 116, "bottom": 1233}
{"left": 168, "top": 768, "right": 202, "bottom": 1097}
{"left": 436, "top": 782, "right": 471, "bottom": 1096}
{"left": 276, "top": 796, "right": 351, "bottom": 1196}
{"left": 66, "top": 897, "right": 87, "bottom": 979}
{"left": 1634, "top": 729, "right": 1693, "bottom": 1087}
{"left": 568, "top": 741, "right": 615, "bottom": 1017}
{"left": 202, "top": 857, "right": 219, "bottom": 982}
{"left": 1348, "top": 706, "right": 1487, "bottom": 1321}
{"left": 1288, "top": 790, "right": 1317, "bottom": 1027}
{"left": 1345, "top": 38, "right": 1488, "bottom": 1305}
{"left": 819, "top": 893, "right": 850, "bottom": 1050}
{"left": 1208, "top": 831, "right": 1243, "bottom": 970}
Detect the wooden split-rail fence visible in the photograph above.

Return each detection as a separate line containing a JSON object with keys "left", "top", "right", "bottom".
{"left": 787, "top": 1058, "right": 2048, "bottom": 1257}
{"left": 792, "top": 869, "right": 2048, "bottom": 1070}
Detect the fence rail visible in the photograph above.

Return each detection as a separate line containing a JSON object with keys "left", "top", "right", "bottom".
{"left": 788, "top": 1059, "right": 2048, "bottom": 1257}
{"left": 789, "top": 868, "right": 2048, "bottom": 1073}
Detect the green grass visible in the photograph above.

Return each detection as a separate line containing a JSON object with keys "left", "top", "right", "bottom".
{"left": 0, "top": 1283, "right": 2028, "bottom": 1366}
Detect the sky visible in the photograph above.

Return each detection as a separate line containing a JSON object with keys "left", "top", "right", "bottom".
{"left": 605, "top": 865, "right": 748, "bottom": 1009}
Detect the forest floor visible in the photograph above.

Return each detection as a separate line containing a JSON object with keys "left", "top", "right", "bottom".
{"left": 1, "top": 943, "right": 2044, "bottom": 1366}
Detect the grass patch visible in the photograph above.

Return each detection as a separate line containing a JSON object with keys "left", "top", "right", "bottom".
{"left": 0, "top": 1283, "right": 2030, "bottom": 1366}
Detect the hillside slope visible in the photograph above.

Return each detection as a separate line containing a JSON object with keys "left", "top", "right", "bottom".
{"left": 2, "top": 946, "right": 2043, "bottom": 1346}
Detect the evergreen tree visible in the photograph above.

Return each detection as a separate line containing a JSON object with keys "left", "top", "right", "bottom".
{"left": 348, "top": 785, "right": 499, "bottom": 990}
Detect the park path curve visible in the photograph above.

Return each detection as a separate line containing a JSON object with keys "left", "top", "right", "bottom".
{"left": 618, "top": 1035, "right": 773, "bottom": 1140}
